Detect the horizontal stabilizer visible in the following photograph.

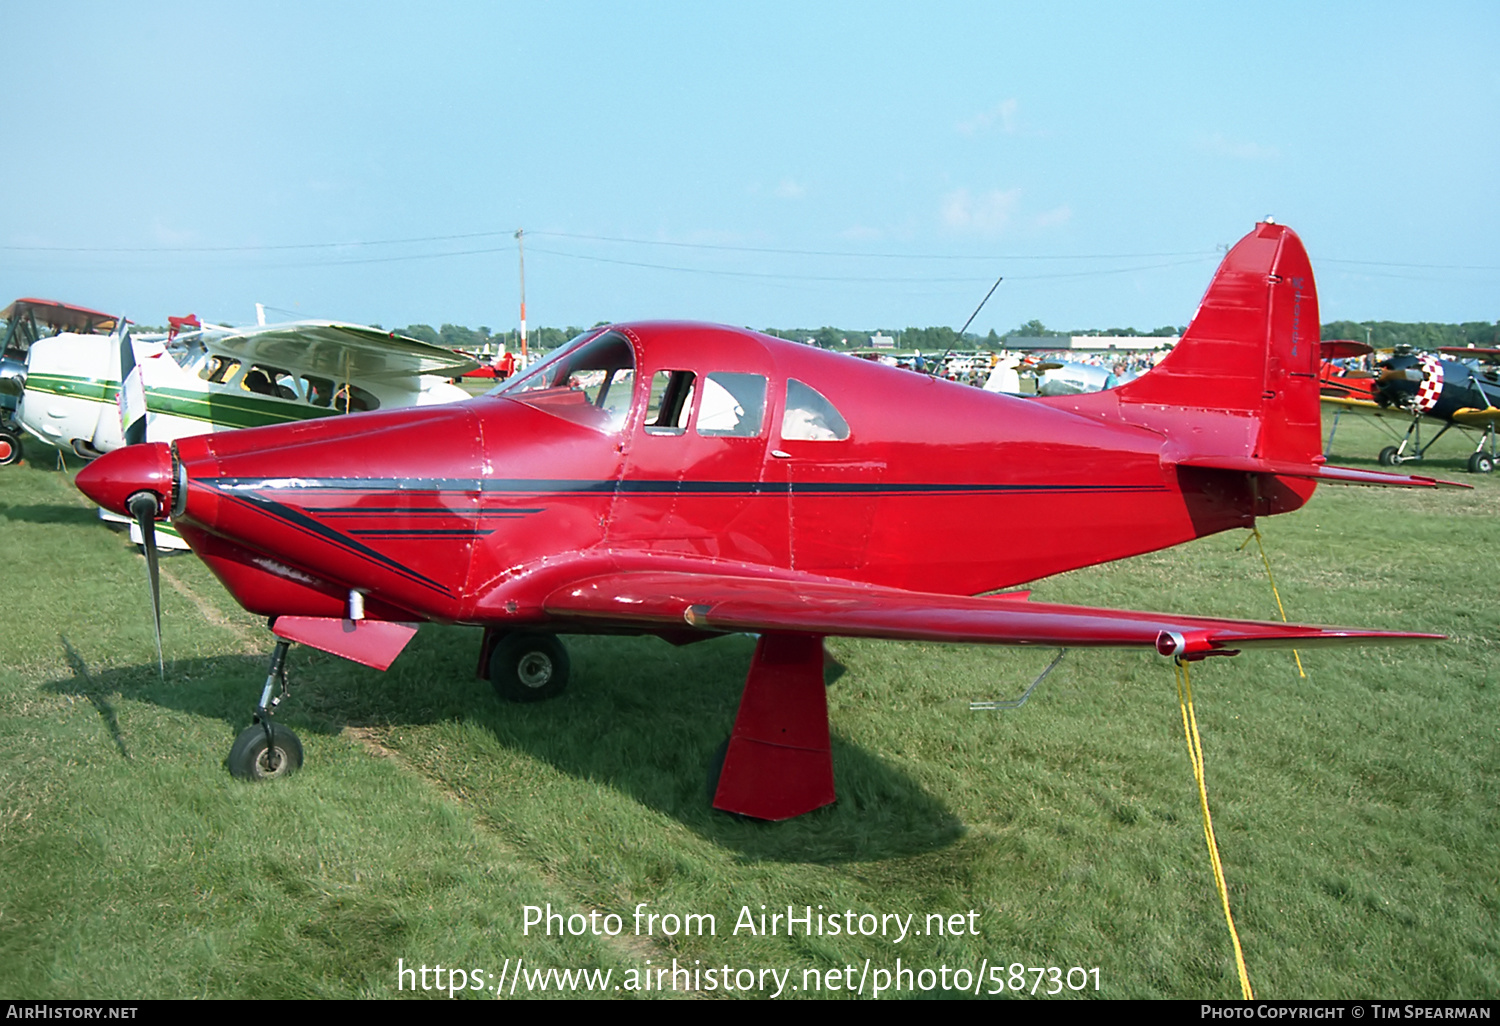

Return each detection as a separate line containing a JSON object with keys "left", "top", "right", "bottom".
{"left": 1172, "top": 454, "right": 1466, "bottom": 489}
{"left": 544, "top": 571, "right": 1442, "bottom": 656}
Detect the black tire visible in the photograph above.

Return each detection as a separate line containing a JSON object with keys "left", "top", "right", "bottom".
{"left": 489, "top": 632, "right": 570, "bottom": 702}
{"left": 228, "top": 722, "right": 304, "bottom": 781}
{"left": 0, "top": 429, "right": 20, "bottom": 467}
{"left": 1378, "top": 446, "right": 1402, "bottom": 466}
{"left": 1468, "top": 452, "right": 1495, "bottom": 474}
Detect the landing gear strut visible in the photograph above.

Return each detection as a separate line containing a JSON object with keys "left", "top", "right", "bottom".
{"left": 1380, "top": 412, "right": 1457, "bottom": 466}
{"left": 228, "top": 639, "right": 304, "bottom": 780}
{"left": 1467, "top": 422, "right": 1497, "bottom": 474}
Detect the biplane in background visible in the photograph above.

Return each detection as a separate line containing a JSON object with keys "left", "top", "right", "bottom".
{"left": 76, "top": 221, "right": 1456, "bottom": 821}
{"left": 1319, "top": 340, "right": 1500, "bottom": 473}
{"left": 0, "top": 298, "right": 120, "bottom": 466}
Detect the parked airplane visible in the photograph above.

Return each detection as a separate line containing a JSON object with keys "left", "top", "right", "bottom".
{"left": 1320, "top": 343, "right": 1500, "bottom": 472}
{"left": 17, "top": 318, "right": 476, "bottom": 460}
{"left": 0, "top": 298, "right": 120, "bottom": 466}
{"left": 15, "top": 317, "right": 477, "bottom": 545}
{"left": 1034, "top": 359, "right": 1140, "bottom": 396}
{"left": 75, "top": 221, "right": 1454, "bottom": 820}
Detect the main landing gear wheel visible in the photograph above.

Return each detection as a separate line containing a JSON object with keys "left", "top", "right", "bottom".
{"left": 489, "top": 632, "right": 570, "bottom": 702}
{"left": 1378, "top": 446, "right": 1402, "bottom": 466}
{"left": 228, "top": 722, "right": 304, "bottom": 781}
{"left": 0, "top": 429, "right": 20, "bottom": 467}
{"left": 1468, "top": 452, "right": 1495, "bottom": 474}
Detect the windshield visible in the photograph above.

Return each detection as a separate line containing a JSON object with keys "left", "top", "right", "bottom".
{"left": 491, "top": 329, "right": 637, "bottom": 432}
{"left": 487, "top": 328, "right": 608, "bottom": 398}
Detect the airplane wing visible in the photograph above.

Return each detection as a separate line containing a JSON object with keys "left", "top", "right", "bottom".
{"left": 542, "top": 571, "right": 1440, "bottom": 658}
{"left": 0, "top": 297, "right": 119, "bottom": 334}
{"left": 1438, "top": 347, "right": 1500, "bottom": 363}
{"left": 1449, "top": 406, "right": 1500, "bottom": 428}
{"left": 1319, "top": 395, "right": 1389, "bottom": 414}
{"left": 205, "top": 322, "right": 478, "bottom": 381}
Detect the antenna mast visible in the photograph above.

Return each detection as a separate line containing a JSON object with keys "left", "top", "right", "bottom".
{"left": 514, "top": 228, "right": 527, "bottom": 359}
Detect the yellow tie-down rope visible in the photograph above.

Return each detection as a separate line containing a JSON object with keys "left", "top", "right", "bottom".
{"left": 1174, "top": 657, "right": 1255, "bottom": 1000}
{"left": 1238, "top": 525, "right": 1305, "bottom": 679}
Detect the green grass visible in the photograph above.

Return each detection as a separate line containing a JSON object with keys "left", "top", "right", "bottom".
{"left": 0, "top": 418, "right": 1495, "bottom": 1000}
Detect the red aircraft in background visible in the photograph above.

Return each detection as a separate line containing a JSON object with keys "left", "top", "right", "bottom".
{"left": 76, "top": 221, "right": 1453, "bottom": 820}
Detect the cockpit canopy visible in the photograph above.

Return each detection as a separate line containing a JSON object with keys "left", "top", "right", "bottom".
{"left": 492, "top": 325, "right": 855, "bottom": 443}
{"left": 491, "top": 329, "right": 636, "bottom": 431}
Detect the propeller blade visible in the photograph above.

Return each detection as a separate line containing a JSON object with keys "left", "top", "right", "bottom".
{"left": 127, "top": 491, "right": 164, "bottom": 677}
{"left": 117, "top": 319, "right": 148, "bottom": 446}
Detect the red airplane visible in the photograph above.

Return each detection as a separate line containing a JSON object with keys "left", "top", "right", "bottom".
{"left": 76, "top": 221, "right": 1454, "bottom": 821}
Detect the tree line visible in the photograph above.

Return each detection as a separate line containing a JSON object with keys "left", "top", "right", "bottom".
{"left": 398, "top": 319, "right": 1191, "bottom": 354}
{"left": 114, "top": 317, "right": 1500, "bottom": 355}
{"left": 1320, "top": 320, "right": 1500, "bottom": 351}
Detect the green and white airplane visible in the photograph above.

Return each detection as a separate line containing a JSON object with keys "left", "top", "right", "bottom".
{"left": 11, "top": 307, "right": 477, "bottom": 546}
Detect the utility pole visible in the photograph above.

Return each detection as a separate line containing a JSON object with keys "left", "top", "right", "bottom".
{"left": 515, "top": 228, "right": 528, "bottom": 359}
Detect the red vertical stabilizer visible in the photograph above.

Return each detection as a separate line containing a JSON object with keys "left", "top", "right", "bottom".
{"left": 1041, "top": 222, "right": 1323, "bottom": 469}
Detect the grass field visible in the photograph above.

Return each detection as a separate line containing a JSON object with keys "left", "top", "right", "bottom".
{"left": 0, "top": 417, "right": 1495, "bottom": 1000}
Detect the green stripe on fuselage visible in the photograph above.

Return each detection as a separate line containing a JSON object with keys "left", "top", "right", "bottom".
{"left": 26, "top": 373, "right": 341, "bottom": 429}
{"left": 25, "top": 373, "right": 117, "bottom": 404}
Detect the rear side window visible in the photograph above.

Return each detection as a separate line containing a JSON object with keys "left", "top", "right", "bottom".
{"left": 781, "top": 378, "right": 849, "bottom": 441}
{"left": 696, "top": 373, "right": 766, "bottom": 437}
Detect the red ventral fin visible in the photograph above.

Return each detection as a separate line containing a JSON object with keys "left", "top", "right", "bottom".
{"left": 713, "top": 633, "right": 836, "bottom": 821}
{"left": 271, "top": 616, "right": 419, "bottom": 670}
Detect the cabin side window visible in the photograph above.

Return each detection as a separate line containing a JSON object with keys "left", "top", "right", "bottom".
{"left": 696, "top": 373, "right": 767, "bottom": 437}
{"left": 242, "top": 365, "right": 300, "bottom": 400}
{"left": 334, "top": 384, "right": 379, "bottom": 412}
{"left": 780, "top": 378, "right": 850, "bottom": 441}
{"left": 200, "top": 356, "right": 241, "bottom": 384}
{"left": 302, "top": 375, "right": 337, "bottom": 408}
{"left": 644, "top": 370, "right": 697, "bottom": 435}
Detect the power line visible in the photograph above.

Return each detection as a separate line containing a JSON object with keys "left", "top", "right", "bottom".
{"left": 528, "top": 246, "right": 1213, "bottom": 285}
{"left": 530, "top": 230, "right": 1217, "bottom": 262}
{"left": 3, "top": 226, "right": 1495, "bottom": 274}
{"left": 0, "top": 229, "right": 513, "bottom": 254}
{"left": 523, "top": 246, "right": 995, "bottom": 283}
{"left": 1321, "top": 257, "right": 1500, "bottom": 272}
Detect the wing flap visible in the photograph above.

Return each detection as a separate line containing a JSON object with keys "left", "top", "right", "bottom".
{"left": 543, "top": 572, "right": 1440, "bottom": 654}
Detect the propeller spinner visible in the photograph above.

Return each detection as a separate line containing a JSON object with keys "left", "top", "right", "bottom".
{"left": 75, "top": 442, "right": 176, "bottom": 677}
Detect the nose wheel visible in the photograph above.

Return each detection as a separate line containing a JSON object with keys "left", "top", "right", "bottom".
{"left": 228, "top": 721, "right": 304, "bottom": 780}
{"left": 228, "top": 638, "right": 304, "bottom": 781}
{"left": 0, "top": 428, "right": 21, "bottom": 467}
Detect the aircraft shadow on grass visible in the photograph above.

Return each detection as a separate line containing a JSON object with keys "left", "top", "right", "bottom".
{"left": 44, "top": 626, "right": 965, "bottom": 862}
{"left": 0, "top": 501, "right": 105, "bottom": 528}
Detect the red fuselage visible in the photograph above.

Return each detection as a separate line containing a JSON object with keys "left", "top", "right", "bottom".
{"left": 144, "top": 323, "right": 1289, "bottom": 632}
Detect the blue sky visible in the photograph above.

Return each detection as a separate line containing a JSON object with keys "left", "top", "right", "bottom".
{"left": 3, "top": 2, "right": 1496, "bottom": 336}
